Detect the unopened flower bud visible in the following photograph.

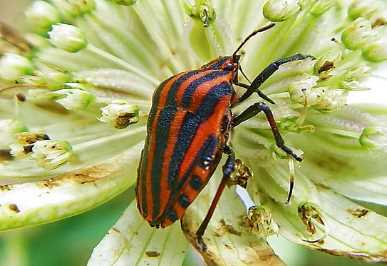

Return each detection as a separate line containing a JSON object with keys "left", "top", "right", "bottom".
{"left": 0, "top": 53, "right": 33, "bottom": 81}
{"left": 41, "top": 68, "right": 71, "bottom": 90}
{"left": 31, "top": 140, "right": 73, "bottom": 169}
{"left": 109, "top": 0, "right": 137, "bottom": 6}
{"left": 25, "top": 1, "right": 60, "bottom": 33}
{"left": 49, "top": 0, "right": 95, "bottom": 19}
{"left": 48, "top": 24, "right": 87, "bottom": 52}
{"left": 53, "top": 88, "right": 95, "bottom": 110}
{"left": 99, "top": 100, "right": 139, "bottom": 129}
{"left": 363, "top": 39, "right": 387, "bottom": 62}
{"left": 348, "top": 0, "right": 379, "bottom": 21}
{"left": 184, "top": 0, "right": 216, "bottom": 27}
{"left": 341, "top": 18, "right": 379, "bottom": 50}
{"left": 263, "top": 0, "right": 301, "bottom": 22}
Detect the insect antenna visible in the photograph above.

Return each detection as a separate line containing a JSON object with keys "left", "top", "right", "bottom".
{"left": 238, "top": 65, "right": 251, "bottom": 83}
{"left": 232, "top": 23, "right": 275, "bottom": 58}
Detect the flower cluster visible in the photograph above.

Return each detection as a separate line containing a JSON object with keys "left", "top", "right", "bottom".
{"left": 0, "top": 0, "right": 387, "bottom": 265}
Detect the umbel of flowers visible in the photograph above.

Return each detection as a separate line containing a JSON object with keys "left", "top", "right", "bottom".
{"left": 0, "top": 0, "right": 386, "bottom": 265}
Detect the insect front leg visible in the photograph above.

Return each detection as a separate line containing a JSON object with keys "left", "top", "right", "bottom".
{"left": 232, "top": 102, "right": 302, "bottom": 162}
{"left": 236, "top": 54, "right": 314, "bottom": 103}
{"left": 195, "top": 146, "right": 235, "bottom": 252}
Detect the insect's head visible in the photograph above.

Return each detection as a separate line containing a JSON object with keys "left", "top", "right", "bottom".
{"left": 200, "top": 56, "right": 239, "bottom": 72}
{"left": 200, "top": 23, "right": 275, "bottom": 73}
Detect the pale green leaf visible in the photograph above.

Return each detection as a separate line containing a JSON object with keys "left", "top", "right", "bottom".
{"left": 88, "top": 202, "right": 188, "bottom": 266}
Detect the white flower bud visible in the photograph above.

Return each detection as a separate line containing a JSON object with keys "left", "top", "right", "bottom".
{"left": 31, "top": 140, "right": 73, "bottom": 170}
{"left": 184, "top": 0, "right": 216, "bottom": 27}
{"left": 49, "top": 0, "right": 95, "bottom": 19}
{"left": 109, "top": 0, "right": 137, "bottom": 6}
{"left": 263, "top": 0, "right": 301, "bottom": 22}
{"left": 341, "top": 18, "right": 379, "bottom": 50}
{"left": 48, "top": 24, "right": 87, "bottom": 53}
{"left": 53, "top": 88, "right": 96, "bottom": 110}
{"left": 363, "top": 38, "right": 387, "bottom": 62}
{"left": 0, "top": 53, "right": 33, "bottom": 81}
{"left": 39, "top": 67, "right": 71, "bottom": 89}
{"left": 25, "top": 1, "right": 60, "bottom": 33}
{"left": 348, "top": 0, "right": 379, "bottom": 21}
{"left": 99, "top": 100, "right": 139, "bottom": 129}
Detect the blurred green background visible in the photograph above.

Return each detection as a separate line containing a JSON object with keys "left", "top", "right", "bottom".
{"left": 0, "top": 1, "right": 386, "bottom": 265}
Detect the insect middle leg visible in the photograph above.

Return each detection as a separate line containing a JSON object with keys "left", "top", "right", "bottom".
{"left": 195, "top": 146, "right": 235, "bottom": 251}
{"left": 232, "top": 102, "right": 302, "bottom": 162}
{"left": 236, "top": 54, "right": 314, "bottom": 103}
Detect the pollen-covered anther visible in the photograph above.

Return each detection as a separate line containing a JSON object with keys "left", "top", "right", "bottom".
{"left": 31, "top": 140, "right": 73, "bottom": 170}
{"left": 263, "top": 0, "right": 301, "bottom": 22}
{"left": 48, "top": 24, "right": 87, "bottom": 53}
{"left": 314, "top": 47, "right": 342, "bottom": 77}
{"left": 0, "top": 53, "right": 34, "bottom": 82}
{"left": 25, "top": 1, "right": 60, "bottom": 33}
{"left": 15, "top": 132, "right": 50, "bottom": 145}
{"left": 99, "top": 100, "right": 140, "bottom": 129}
{"left": 228, "top": 159, "right": 252, "bottom": 188}
{"left": 298, "top": 202, "right": 326, "bottom": 241}
{"left": 243, "top": 206, "right": 279, "bottom": 237}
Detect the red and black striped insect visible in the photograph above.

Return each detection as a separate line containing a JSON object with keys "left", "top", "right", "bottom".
{"left": 136, "top": 23, "right": 311, "bottom": 249}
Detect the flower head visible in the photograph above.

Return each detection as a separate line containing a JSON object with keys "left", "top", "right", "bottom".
{"left": 0, "top": 0, "right": 387, "bottom": 264}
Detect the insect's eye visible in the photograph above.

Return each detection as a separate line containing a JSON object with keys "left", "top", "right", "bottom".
{"left": 224, "top": 63, "right": 234, "bottom": 71}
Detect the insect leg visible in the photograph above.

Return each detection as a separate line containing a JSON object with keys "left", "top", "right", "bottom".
{"left": 196, "top": 146, "right": 235, "bottom": 251}
{"left": 232, "top": 102, "right": 302, "bottom": 161}
{"left": 235, "top": 81, "right": 275, "bottom": 104}
{"left": 237, "top": 54, "right": 314, "bottom": 103}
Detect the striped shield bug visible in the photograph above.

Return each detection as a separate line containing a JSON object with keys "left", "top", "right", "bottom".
{"left": 136, "top": 23, "right": 312, "bottom": 250}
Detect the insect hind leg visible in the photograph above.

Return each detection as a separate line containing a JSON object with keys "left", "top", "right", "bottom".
{"left": 232, "top": 102, "right": 302, "bottom": 162}
{"left": 195, "top": 146, "right": 235, "bottom": 252}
